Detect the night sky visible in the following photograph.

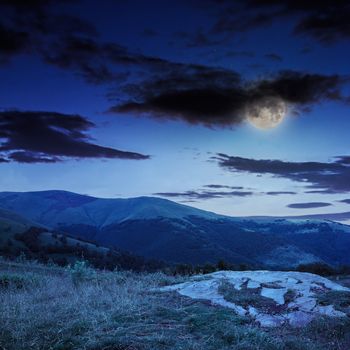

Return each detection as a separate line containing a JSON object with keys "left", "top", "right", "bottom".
{"left": 1, "top": 0, "right": 350, "bottom": 218}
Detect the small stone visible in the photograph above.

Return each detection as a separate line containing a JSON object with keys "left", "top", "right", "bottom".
{"left": 247, "top": 306, "right": 259, "bottom": 317}
{"left": 289, "top": 297, "right": 316, "bottom": 311}
{"left": 287, "top": 311, "right": 314, "bottom": 327}
{"left": 255, "top": 313, "right": 285, "bottom": 327}
{"left": 315, "top": 305, "right": 346, "bottom": 317}
{"left": 261, "top": 287, "right": 286, "bottom": 305}
{"left": 247, "top": 280, "right": 261, "bottom": 289}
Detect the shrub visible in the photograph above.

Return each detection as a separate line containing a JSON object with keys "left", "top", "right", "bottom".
{"left": 305, "top": 316, "right": 350, "bottom": 342}
{"left": 15, "top": 226, "right": 45, "bottom": 253}
{"left": 297, "top": 263, "right": 335, "bottom": 276}
{"left": 284, "top": 289, "right": 297, "bottom": 304}
{"left": 68, "top": 260, "right": 97, "bottom": 285}
{"left": 316, "top": 290, "right": 350, "bottom": 314}
{"left": 0, "top": 273, "right": 36, "bottom": 289}
{"left": 217, "top": 260, "right": 230, "bottom": 270}
{"left": 16, "top": 251, "right": 27, "bottom": 263}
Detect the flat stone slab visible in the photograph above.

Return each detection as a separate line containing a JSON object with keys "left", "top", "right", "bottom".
{"left": 261, "top": 287, "right": 286, "bottom": 305}
{"left": 161, "top": 270, "right": 350, "bottom": 327}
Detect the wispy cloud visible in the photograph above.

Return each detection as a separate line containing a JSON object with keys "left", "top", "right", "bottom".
{"left": 287, "top": 202, "right": 332, "bottom": 209}
{"left": 214, "top": 153, "right": 350, "bottom": 193}
{"left": 197, "top": 0, "right": 350, "bottom": 45}
{"left": 153, "top": 189, "right": 254, "bottom": 200}
{"left": 154, "top": 186, "right": 298, "bottom": 201}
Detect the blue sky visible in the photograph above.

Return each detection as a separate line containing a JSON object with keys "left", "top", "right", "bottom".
{"left": 1, "top": 0, "right": 350, "bottom": 217}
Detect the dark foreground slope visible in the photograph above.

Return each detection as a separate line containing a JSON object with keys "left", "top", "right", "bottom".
{"left": 1, "top": 259, "right": 350, "bottom": 350}
{"left": 1, "top": 190, "right": 350, "bottom": 267}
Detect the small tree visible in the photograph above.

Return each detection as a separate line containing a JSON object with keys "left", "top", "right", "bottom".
{"left": 217, "top": 260, "right": 229, "bottom": 271}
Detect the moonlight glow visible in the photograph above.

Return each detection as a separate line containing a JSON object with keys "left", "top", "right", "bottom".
{"left": 246, "top": 97, "right": 287, "bottom": 129}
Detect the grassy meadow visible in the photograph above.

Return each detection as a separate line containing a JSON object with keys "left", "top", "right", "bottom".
{"left": 1, "top": 258, "right": 350, "bottom": 350}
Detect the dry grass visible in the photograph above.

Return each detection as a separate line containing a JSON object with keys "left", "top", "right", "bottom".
{"left": 0, "top": 262, "right": 184, "bottom": 349}
{"left": 0, "top": 260, "right": 349, "bottom": 350}
{"left": 218, "top": 280, "right": 284, "bottom": 314}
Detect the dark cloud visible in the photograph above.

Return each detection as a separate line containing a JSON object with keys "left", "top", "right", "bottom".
{"left": 287, "top": 202, "right": 332, "bottom": 209}
{"left": 0, "top": 0, "right": 60, "bottom": 8}
{"left": 339, "top": 199, "right": 350, "bottom": 204}
{"left": 1, "top": 0, "right": 349, "bottom": 137}
{"left": 44, "top": 35, "right": 187, "bottom": 83}
{"left": 35, "top": 15, "right": 242, "bottom": 90}
{"left": 8, "top": 151, "right": 59, "bottom": 163}
{"left": 154, "top": 189, "right": 253, "bottom": 200}
{"left": 1, "top": 0, "right": 348, "bottom": 127}
{"left": 110, "top": 65, "right": 246, "bottom": 127}
{"left": 215, "top": 153, "right": 350, "bottom": 193}
{"left": 0, "top": 0, "right": 260, "bottom": 96}
{"left": 0, "top": 0, "right": 109, "bottom": 84}
{"left": 154, "top": 185, "right": 299, "bottom": 200}
{"left": 199, "top": 0, "right": 350, "bottom": 45}
{"left": 153, "top": 185, "right": 296, "bottom": 202}
{"left": 111, "top": 70, "right": 348, "bottom": 128}
{"left": 266, "top": 191, "right": 296, "bottom": 195}
{"left": 215, "top": 153, "right": 341, "bottom": 174}
{"left": 43, "top": 33, "right": 192, "bottom": 85}
{"left": 0, "top": 111, "right": 149, "bottom": 163}
{"left": 0, "top": 0, "right": 195, "bottom": 85}
{"left": 264, "top": 53, "right": 283, "bottom": 62}
{"left": 251, "top": 71, "right": 347, "bottom": 105}
{"left": 293, "top": 2, "right": 350, "bottom": 44}
{"left": 304, "top": 189, "right": 337, "bottom": 194}
{"left": 0, "top": 24, "right": 29, "bottom": 62}
{"left": 284, "top": 211, "right": 350, "bottom": 222}
{"left": 204, "top": 184, "right": 244, "bottom": 190}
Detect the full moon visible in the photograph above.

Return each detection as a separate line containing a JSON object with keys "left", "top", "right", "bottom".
{"left": 246, "top": 97, "right": 287, "bottom": 129}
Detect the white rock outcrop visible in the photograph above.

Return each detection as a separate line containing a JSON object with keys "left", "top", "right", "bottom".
{"left": 161, "top": 270, "right": 349, "bottom": 327}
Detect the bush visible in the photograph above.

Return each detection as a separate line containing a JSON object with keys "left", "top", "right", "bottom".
{"left": 0, "top": 273, "right": 36, "bottom": 289}
{"left": 297, "top": 263, "right": 335, "bottom": 276}
{"left": 305, "top": 316, "right": 350, "bottom": 342}
{"left": 14, "top": 227, "right": 45, "bottom": 253}
{"left": 316, "top": 290, "right": 350, "bottom": 314}
{"left": 68, "top": 260, "right": 97, "bottom": 285}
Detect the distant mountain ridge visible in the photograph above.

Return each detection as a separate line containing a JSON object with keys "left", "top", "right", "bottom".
{"left": 0, "top": 190, "right": 350, "bottom": 268}
{"left": 0, "top": 190, "right": 221, "bottom": 227}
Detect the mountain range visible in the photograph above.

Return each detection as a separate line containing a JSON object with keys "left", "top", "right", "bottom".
{"left": 0, "top": 190, "right": 350, "bottom": 268}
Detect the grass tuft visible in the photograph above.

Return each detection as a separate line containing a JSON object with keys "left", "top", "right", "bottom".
{"left": 316, "top": 290, "right": 350, "bottom": 315}
{"left": 218, "top": 280, "right": 285, "bottom": 314}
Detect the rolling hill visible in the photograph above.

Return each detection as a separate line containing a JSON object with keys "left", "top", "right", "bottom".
{"left": 0, "top": 206, "right": 160, "bottom": 271}
{"left": 1, "top": 190, "right": 350, "bottom": 268}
